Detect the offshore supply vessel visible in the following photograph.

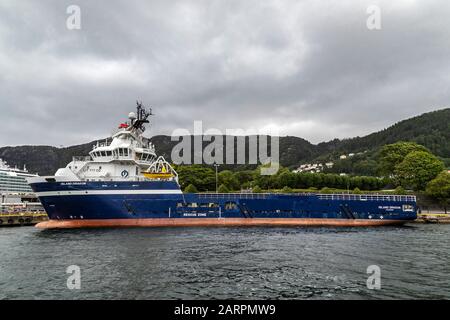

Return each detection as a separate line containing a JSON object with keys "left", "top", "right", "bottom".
{"left": 28, "top": 102, "right": 417, "bottom": 229}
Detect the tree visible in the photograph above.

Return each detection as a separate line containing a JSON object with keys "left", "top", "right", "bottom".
{"left": 281, "top": 186, "right": 293, "bottom": 193}
{"left": 176, "top": 165, "right": 215, "bottom": 191}
{"left": 252, "top": 185, "right": 263, "bottom": 193}
{"left": 353, "top": 187, "right": 362, "bottom": 194}
{"left": 426, "top": 171, "right": 450, "bottom": 213}
{"left": 277, "top": 172, "right": 296, "bottom": 189}
{"left": 320, "top": 187, "right": 333, "bottom": 194}
{"left": 218, "top": 184, "right": 230, "bottom": 193}
{"left": 395, "top": 151, "right": 444, "bottom": 191}
{"left": 184, "top": 184, "right": 198, "bottom": 193}
{"left": 233, "top": 170, "right": 254, "bottom": 187}
{"left": 394, "top": 186, "right": 406, "bottom": 195}
{"left": 218, "top": 170, "right": 239, "bottom": 191}
{"left": 378, "top": 142, "right": 430, "bottom": 175}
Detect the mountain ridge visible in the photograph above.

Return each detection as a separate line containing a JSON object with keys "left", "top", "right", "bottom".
{"left": 1, "top": 108, "right": 448, "bottom": 176}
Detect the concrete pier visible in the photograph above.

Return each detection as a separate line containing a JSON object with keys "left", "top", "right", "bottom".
{"left": 413, "top": 213, "right": 450, "bottom": 224}
{"left": 0, "top": 212, "right": 48, "bottom": 227}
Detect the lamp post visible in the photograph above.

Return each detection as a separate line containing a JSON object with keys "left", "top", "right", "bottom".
{"left": 347, "top": 178, "right": 350, "bottom": 195}
{"left": 214, "top": 164, "right": 220, "bottom": 193}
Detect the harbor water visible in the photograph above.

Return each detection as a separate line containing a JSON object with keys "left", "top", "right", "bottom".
{"left": 0, "top": 224, "right": 449, "bottom": 299}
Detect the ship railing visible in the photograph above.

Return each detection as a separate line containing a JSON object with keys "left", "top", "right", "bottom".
{"left": 84, "top": 176, "right": 177, "bottom": 182}
{"left": 72, "top": 156, "right": 92, "bottom": 162}
{"left": 197, "top": 193, "right": 416, "bottom": 202}
{"left": 198, "top": 193, "right": 270, "bottom": 200}
{"left": 316, "top": 194, "right": 416, "bottom": 202}
{"left": 97, "top": 140, "right": 112, "bottom": 147}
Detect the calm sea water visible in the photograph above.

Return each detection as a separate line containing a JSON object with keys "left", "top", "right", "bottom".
{"left": 0, "top": 224, "right": 449, "bottom": 299}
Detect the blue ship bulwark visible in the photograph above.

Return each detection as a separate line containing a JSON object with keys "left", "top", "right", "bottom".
{"left": 29, "top": 181, "right": 417, "bottom": 227}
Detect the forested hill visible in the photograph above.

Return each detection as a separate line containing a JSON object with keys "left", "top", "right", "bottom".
{"left": 0, "top": 108, "right": 448, "bottom": 176}
{"left": 316, "top": 108, "right": 450, "bottom": 159}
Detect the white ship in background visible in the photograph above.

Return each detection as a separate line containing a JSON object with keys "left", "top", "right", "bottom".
{"left": 0, "top": 158, "right": 43, "bottom": 214}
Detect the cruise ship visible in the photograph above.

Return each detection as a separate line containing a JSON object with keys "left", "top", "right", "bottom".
{"left": 0, "top": 159, "right": 36, "bottom": 194}
{"left": 1, "top": 158, "right": 43, "bottom": 215}
{"left": 1, "top": 158, "right": 38, "bottom": 203}
{"left": 28, "top": 102, "right": 417, "bottom": 229}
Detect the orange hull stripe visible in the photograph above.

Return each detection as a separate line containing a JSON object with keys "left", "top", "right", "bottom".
{"left": 36, "top": 218, "right": 408, "bottom": 229}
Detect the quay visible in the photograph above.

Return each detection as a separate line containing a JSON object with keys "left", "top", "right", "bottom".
{"left": 413, "top": 213, "right": 450, "bottom": 224}
{"left": 0, "top": 212, "right": 48, "bottom": 227}
{"left": 0, "top": 201, "right": 48, "bottom": 227}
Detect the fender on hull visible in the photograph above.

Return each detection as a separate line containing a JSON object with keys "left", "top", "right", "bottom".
{"left": 36, "top": 218, "right": 408, "bottom": 229}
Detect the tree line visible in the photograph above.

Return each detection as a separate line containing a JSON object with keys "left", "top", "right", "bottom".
{"left": 175, "top": 165, "right": 389, "bottom": 193}
{"left": 175, "top": 141, "right": 450, "bottom": 212}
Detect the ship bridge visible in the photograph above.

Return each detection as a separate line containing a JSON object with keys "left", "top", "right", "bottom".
{"left": 47, "top": 102, "right": 177, "bottom": 183}
{"left": 88, "top": 131, "right": 156, "bottom": 165}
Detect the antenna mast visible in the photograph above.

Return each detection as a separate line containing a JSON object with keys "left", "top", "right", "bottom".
{"left": 132, "top": 100, "right": 153, "bottom": 132}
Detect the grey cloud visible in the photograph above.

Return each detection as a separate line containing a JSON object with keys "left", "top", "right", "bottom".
{"left": 0, "top": 0, "right": 449, "bottom": 147}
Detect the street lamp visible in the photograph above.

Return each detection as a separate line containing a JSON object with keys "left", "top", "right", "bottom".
{"left": 214, "top": 164, "right": 220, "bottom": 193}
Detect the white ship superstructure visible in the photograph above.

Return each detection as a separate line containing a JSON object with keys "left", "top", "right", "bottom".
{"left": 35, "top": 102, "right": 177, "bottom": 184}
{"left": 0, "top": 158, "right": 42, "bottom": 210}
{"left": 0, "top": 158, "right": 37, "bottom": 193}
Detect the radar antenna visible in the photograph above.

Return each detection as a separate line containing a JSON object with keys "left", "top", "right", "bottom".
{"left": 132, "top": 100, "right": 153, "bottom": 132}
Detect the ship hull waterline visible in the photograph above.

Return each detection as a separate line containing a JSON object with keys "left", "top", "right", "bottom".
{"left": 36, "top": 218, "right": 408, "bottom": 229}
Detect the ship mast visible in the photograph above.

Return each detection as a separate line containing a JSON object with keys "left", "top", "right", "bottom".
{"left": 131, "top": 101, "right": 153, "bottom": 132}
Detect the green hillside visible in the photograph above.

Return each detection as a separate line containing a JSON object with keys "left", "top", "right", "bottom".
{"left": 313, "top": 108, "right": 450, "bottom": 174}
{"left": 317, "top": 108, "right": 449, "bottom": 156}
{"left": 0, "top": 108, "right": 448, "bottom": 176}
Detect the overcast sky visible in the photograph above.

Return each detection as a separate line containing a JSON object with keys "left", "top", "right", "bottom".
{"left": 0, "top": 0, "right": 449, "bottom": 147}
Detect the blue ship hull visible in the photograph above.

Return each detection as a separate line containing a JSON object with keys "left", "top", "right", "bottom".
{"left": 29, "top": 181, "right": 417, "bottom": 228}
